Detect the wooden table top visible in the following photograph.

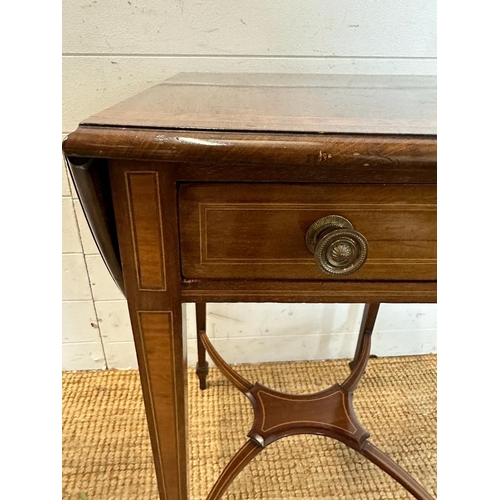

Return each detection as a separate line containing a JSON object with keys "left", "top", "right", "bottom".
{"left": 64, "top": 72, "right": 437, "bottom": 176}
{"left": 81, "top": 73, "right": 437, "bottom": 136}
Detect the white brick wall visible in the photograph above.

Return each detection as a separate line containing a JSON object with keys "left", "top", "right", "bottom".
{"left": 62, "top": 0, "right": 437, "bottom": 370}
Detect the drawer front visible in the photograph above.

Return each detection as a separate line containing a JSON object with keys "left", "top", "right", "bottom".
{"left": 178, "top": 184, "right": 436, "bottom": 281}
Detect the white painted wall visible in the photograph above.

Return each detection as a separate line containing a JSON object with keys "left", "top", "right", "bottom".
{"left": 62, "top": 0, "right": 437, "bottom": 370}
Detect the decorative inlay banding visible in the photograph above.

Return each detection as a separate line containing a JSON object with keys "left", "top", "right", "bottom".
{"left": 247, "top": 383, "right": 369, "bottom": 448}
{"left": 256, "top": 388, "right": 357, "bottom": 434}
{"left": 197, "top": 203, "right": 436, "bottom": 266}
{"left": 199, "top": 331, "right": 370, "bottom": 450}
{"left": 125, "top": 172, "right": 167, "bottom": 291}
{"left": 137, "top": 311, "right": 180, "bottom": 500}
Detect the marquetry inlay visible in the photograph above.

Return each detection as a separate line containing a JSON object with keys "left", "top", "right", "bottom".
{"left": 199, "top": 331, "right": 370, "bottom": 451}
{"left": 198, "top": 202, "right": 435, "bottom": 264}
{"left": 137, "top": 311, "right": 181, "bottom": 499}
{"left": 247, "top": 382, "right": 370, "bottom": 449}
{"left": 125, "top": 171, "right": 167, "bottom": 291}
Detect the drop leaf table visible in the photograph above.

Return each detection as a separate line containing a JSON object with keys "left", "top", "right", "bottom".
{"left": 63, "top": 73, "right": 437, "bottom": 500}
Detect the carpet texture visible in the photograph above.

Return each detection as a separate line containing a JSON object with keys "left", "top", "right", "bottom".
{"left": 62, "top": 355, "right": 436, "bottom": 499}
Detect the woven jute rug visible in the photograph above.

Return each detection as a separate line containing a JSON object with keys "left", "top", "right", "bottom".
{"left": 62, "top": 355, "right": 436, "bottom": 500}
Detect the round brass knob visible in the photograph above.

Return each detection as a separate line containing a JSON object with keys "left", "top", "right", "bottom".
{"left": 305, "top": 216, "right": 368, "bottom": 276}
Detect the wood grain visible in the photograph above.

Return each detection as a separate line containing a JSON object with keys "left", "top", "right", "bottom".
{"left": 181, "top": 280, "right": 437, "bottom": 304}
{"left": 81, "top": 73, "right": 436, "bottom": 135}
{"left": 63, "top": 128, "right": 436, "bottom": 184}
{"left": 136, "top": 311, "right": 182, "bottom": 498}
{"left": 125, "top": 171, "right": 166, "bottom": 291}
{"left": 65, "top": 156, "right": 124, "bottom": 294}
{"left": 179, "top": 183, "right": 436, "bottom": 281}
{"left": 247, "top": 383, "right": 370, "bottom": 449}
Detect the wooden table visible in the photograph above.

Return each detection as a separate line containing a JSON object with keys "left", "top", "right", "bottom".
{"left": 63, "top": 73, "right": 437, "bottom": 500}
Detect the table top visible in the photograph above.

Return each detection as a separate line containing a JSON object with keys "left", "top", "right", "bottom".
{"left": 64, "top": 72, "right": 437, "bottom": 307}
{"left": 81, "top": 73, "right": 437, "bottom": 136}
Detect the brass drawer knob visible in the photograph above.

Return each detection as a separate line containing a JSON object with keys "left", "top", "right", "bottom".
{"left": 305, "top": 215, "right": 368, "bottom": 276}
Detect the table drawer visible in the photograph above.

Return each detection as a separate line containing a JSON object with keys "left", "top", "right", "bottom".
{"left": 178, "top": 183, "right": 436, "bottom": 281}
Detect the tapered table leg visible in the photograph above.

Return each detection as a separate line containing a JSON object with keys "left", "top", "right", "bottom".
{"left": 349, "top": 303, "right": 380, "bottom": 374}
{"left": 133, "top": 309, "right": 188, "bottom": 500}
{"left": 343, "top": 303, "right": 379, "bottom": 392}
{"left": 109, "top": 163, "right": 189, "bottom": 500}
{"left": 196, "top": 303, "right": 209, "bottom": 390}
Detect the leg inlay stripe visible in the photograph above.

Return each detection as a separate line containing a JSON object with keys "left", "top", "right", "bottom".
{"left": 137, "top": 311, "right": 180, "bottom": 500}
{"left": 126, "top": 171, "right": 167, "bottom": 291}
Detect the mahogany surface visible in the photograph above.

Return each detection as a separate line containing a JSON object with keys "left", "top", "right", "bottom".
{"left": 179, "top": 183, "right": 436, "bottom": 281}
{"left": 63, "top": 72, "right": 437, "bottom": 500}
{"left": 79, "top": 73, "right": 436, "bottom": 135}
